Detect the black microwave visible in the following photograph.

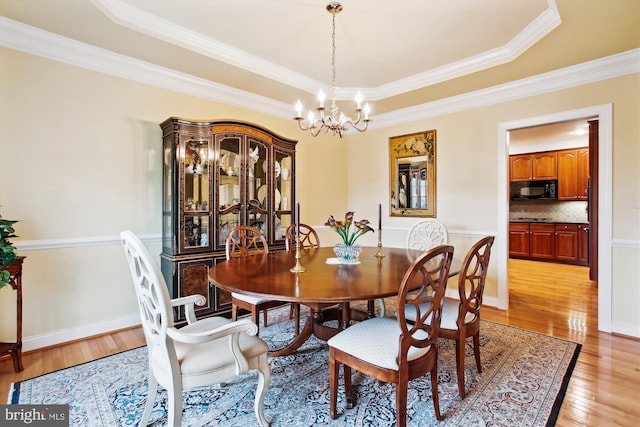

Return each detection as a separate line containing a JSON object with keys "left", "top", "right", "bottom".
{"left": 510, "top": 180, "right": 557, "bottom": 200}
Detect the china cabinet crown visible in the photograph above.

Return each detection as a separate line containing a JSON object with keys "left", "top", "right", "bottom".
{"left": 160, "top": 118, "right": 297, "bottom": 321}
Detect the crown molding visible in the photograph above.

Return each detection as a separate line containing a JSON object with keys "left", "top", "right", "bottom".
{"left": 370, "top": 48, "right": 640, "bottom": 130}
{"left": 90, "top": 0, "right": 560, "bottom": 100}
{"left": 89, "top": 0, "right": 321, "bottom": 94}
{"left": 368, "top": 0, "right": 561, "bottom": 100}
{"left": 0, "top": 16, "right": 287, "bottom": 116}
{"left": 1, "top": 16, "right": 638, "bottom": 131}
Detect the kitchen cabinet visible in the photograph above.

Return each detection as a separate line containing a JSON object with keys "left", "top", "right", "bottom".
{"left": 509, "top": 151, "right": 557, "bottom": 181}
{"left": 509, "top": 222, "right": 554, "bottom": 259}
{"left": 508, "top": 222, "right": 530, "bottom": 257}
{"left": 530, "top": 223, "right": 555, "bottom": 259}
{"left": 558, "top": 147, "right": 589, "bottom": 200}
{"left": 159, "top": 118, "right": 297, "bottom": 321}
{"left": 578, "top": 223, "right": 589, "bottom": 265}
{"left": 555, "top": 223, "right": 579, "bottom": 262}
{"left": 509, "top": 222, "right": 587, "bottom": 265}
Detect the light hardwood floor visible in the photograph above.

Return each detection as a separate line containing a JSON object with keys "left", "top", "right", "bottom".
{"left": 1, "top": 259, "right": 638, "bottom": 426}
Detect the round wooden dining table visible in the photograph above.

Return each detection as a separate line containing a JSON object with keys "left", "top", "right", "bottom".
{"left": 208, "top": 246, "right": 460, "bottom": 356}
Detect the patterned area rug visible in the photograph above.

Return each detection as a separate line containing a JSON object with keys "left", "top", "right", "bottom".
{"left": 9, "top": 304, "right": 580, "bottom": 426}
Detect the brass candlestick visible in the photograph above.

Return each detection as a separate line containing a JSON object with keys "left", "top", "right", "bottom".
{"left": 290, "top": 236, "right": 306, "bottom": 272}
{"left": 375, "top": 229, "right": 385, "bottom": 258}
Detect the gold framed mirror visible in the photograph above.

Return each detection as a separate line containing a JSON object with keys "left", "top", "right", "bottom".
{"left": 389, "top": 130, "right": 436, "bottom": 217}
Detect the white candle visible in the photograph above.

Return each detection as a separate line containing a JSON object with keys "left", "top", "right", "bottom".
{"left": 355, "top": 91, "right": 363, "bottom": 109}
{"left": 295, "top": 100, "right": 302, "bottom": 117}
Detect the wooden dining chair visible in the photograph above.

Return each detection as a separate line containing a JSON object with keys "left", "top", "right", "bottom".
{"left": 285, "top": 223, "right": 320, "bottom": 334}
{"left": 441, "top": 235, "right": 494, "bottom": 397}
{"left": 285, "top": 223, "right": 320, "bottom": 251}
{"left": 328, "top": 245, "right": 455, "bottom": 426}
{"left": 405, "top": 235, "right": 494, "bottom": 398}
{"left": 227, "top": 225, "right": 287, "bottom": 332}
{"left": 120, "top": 230, "right": 271, "bottom": 427}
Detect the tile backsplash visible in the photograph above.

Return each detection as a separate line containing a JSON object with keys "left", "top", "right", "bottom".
{"left": 510, "top": 200, "right": 588, "bottom": 223}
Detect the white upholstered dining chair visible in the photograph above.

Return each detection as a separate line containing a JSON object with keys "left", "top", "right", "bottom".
{"left": 120, "top": 230, "right": 271, "bottom": 427}
{"left": 406, "top": 218, "right": 449, "bottom": 251}
{"left": 374, "top": 218, "right": 450, "bottom": 317}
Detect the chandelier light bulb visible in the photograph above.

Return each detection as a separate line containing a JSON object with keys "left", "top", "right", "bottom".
{"left": 295, "top": 100, "right": 303, "bottom": 117}
{"left": 356, "top": 91, "right": 363, "bottom": 109}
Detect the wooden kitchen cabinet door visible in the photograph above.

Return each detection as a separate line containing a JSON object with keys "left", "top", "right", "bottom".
{"left": 558, "top": 148, "right": 588, "bottom": 200}
{"left": 510, "top": 154, "right": 534, "bottom": 181}
{"left": 532, "top": 151, "right": 557, "bottom": 180}
{"left": 555, "top": 223, "right": 579, "bottom": 262}
{"left": 509, "top": 222, "right": 530, "bottom": 257}
{"left": 530, "top": 223, "right": 555, "bottom": 259}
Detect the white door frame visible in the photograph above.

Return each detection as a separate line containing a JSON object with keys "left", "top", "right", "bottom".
{"left": 497, "top": 103, "right": 612, "bottom": 332}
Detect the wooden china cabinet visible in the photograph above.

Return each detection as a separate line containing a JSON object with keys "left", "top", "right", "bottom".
{"left": 160, "top": 118, "right": 297, "bottom": 321}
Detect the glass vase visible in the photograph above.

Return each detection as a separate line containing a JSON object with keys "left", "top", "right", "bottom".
{"left": 333, "top": 243, "right": 362, "bottom": 261}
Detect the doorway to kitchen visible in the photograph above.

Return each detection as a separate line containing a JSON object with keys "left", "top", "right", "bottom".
{"left": 497, "top": 104, "right": 612, "bottom": 333}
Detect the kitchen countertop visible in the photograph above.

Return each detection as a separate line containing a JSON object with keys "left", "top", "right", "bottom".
{"left": 509, "top": 217, "right": 588, "bottom": 224}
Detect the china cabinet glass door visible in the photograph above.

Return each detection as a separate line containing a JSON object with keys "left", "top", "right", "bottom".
{"left": 275, "top": 149, "right": 293, "bottom": 241}
{"left": 246, "top": 138, "right": 268, "bottom": 238}
{"left": 182, "top": 137, "right": 212, "bottom": 251}
{"left": 217, "top": 135, "right": 241, "bottom": 246}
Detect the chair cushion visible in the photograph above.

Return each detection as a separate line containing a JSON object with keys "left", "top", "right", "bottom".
{"left": 440, "top": 300, "right": 476, "bottom": 330}
{"left": 328, "top": 317, "right": 430, "bottom": 370}
{"left": 173, "top": 316, "right": 269, "bottom": 376}
{"left": 232, "top": 292, "right": 274, "bottom": 305}
{"left": 404, "top": 300, "right": 475, "bottom": 331}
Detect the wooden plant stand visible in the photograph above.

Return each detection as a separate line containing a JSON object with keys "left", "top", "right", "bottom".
{"left": 0, "top": 256, "right": 25, "bottom": 372}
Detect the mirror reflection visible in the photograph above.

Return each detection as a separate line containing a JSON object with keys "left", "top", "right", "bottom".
{"left": 389, "top": 130, "right": 436, "bottom": 217}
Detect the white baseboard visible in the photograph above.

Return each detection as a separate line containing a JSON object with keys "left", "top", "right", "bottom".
{"left": 22, "top": 314, "right": 141, "bottom": 352}
{"left": 611, "top": 320, "right": 640, "bottom": 339}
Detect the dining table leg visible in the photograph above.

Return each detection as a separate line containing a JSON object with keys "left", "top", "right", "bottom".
{"left": 269, "top": 312, "right": 314, "bottom": 357}
{"left": 340, "top": 303, "right": 350, "bottom": 330}
{"left": 269, "top": 304, "right": 352, "bottom": 357}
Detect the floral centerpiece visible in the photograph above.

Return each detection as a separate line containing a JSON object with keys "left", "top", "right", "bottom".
{"left": 325, "top": 212, "right": 374, "bottom": 261}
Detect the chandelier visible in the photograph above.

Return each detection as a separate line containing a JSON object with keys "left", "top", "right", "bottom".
{"left": 293, "top": 2, "right": 371, "bottom": 138}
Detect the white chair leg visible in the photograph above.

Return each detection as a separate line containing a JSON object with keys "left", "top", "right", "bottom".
{"left": 377, "top": 298, "right": 386, "bottom": 317}
{"left": 139, "top": 372, "right": 158, "bottom": 427}
{"left": 254, "top": 361, "right": 272, "bottom": 427}
{"left": 166, "top": 383, "right": 183, "bottom": 427}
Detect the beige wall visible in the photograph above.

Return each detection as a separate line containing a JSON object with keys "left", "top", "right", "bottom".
{"left": 1, "top": 46, "right": 638, "bottom": 346}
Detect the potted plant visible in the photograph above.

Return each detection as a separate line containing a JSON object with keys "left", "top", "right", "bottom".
{"left": 0, "top": 213, "right": 19, "bottom": 290}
